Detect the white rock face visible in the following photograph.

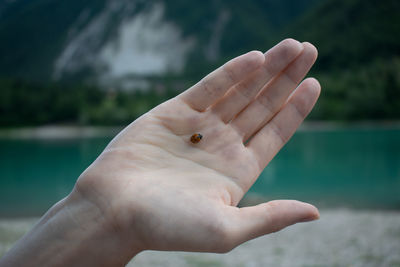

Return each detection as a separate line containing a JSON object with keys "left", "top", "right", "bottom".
{"left": 53, "top": 1, "right": 194, "bottom": 87}
{"left": 99, "top": 3, "right": 194, "bottom": 78}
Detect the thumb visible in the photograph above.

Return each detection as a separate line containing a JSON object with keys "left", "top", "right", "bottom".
{"left": 226, "top": 200, "right": 319, "bottom": 246}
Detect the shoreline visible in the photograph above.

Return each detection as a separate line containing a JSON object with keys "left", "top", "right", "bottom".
{"left": 0, "top": 120, "right": 400, "bottom": 139}
{"left": 0, "top": 125, "right": 124, "bottom": 139}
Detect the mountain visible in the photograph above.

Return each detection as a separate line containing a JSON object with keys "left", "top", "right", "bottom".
{"left": 0, "top": 0, "right": 107, "bottom": 81}
{"left": 0, "top": 0, "right": 318, "bottom": 87}
{"left": 286, "top": 0, "right": 400, "bottom": 71}
{"left": 0, "top": 0, "right": 399, "bottom": 125}
{"left": 284, "top": 0, "right": 400, "bottom": 120}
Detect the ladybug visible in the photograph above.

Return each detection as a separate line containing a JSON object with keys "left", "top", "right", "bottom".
{"left": 190, "top": 133, "right": 203, "bottom": 144}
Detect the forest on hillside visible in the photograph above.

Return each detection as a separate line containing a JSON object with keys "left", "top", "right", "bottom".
{"left": 0, "top": 0, "right": 399, "bottom": 126}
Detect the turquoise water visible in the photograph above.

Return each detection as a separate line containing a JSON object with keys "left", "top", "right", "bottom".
{"left": 0, "top": 127, "right": 399, "bottom": 216}
{"left": 251, "top": 128, "right": 400, "bottom": 209}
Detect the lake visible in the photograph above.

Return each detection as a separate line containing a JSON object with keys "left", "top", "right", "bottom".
{"left": 0, "top": 126, "right": 399, "bottom": 216}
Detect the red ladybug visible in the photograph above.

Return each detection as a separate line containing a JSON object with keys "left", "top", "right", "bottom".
{"left": 190, "top": 133, "right": 203, "bottom": 144}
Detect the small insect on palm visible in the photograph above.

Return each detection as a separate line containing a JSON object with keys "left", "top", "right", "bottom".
{"left": 190, "top": 134, "right": 203, "bottom": 144}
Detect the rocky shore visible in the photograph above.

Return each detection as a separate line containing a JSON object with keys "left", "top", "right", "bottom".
{"left": 1, "top": 209, "right": 399, "bottom": 266}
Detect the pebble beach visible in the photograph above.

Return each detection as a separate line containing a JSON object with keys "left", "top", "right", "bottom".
{"left": 1, "top": 209, "right": 399, "bottom": 266}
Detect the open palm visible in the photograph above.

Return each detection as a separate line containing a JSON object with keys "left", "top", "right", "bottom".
{"left": 77, "top": 39, "right": 321, "bottom": 255}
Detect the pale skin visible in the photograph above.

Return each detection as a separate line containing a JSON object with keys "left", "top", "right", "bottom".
{"left": 0, "top": 39, "right": 321, "bottom": 267}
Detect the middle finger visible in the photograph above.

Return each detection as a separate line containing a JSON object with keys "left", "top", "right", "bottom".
{"left": 210, "top": 39, "right": 304, "bottom": 123}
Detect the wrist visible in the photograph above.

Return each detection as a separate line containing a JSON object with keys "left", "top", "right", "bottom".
{"left": 74, "top": 169, "right": 149, "bottom": 253}
{"left": 0, "top": 186, "right": 142, "bottom": 267}
{"left": 60, "top": 186, "right": 144, "bottom": 266}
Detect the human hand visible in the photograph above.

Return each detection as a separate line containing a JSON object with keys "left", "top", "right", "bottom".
{"left": 76, "top": 39, "right": 320, "bottom": 257}
{"left": 0, "top": 39, "right": 321, "bottom": 267}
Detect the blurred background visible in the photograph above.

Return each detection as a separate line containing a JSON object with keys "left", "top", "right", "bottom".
{"left": 0, "top": 0, "right": 399, "bottom": 265}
